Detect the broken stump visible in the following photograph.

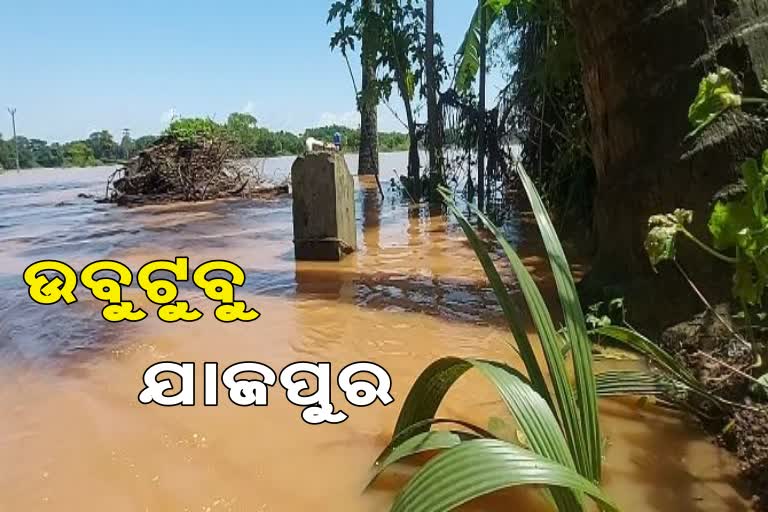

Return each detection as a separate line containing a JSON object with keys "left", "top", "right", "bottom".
{"left": 291, "top": 152, "right": 356, "bottom": 261}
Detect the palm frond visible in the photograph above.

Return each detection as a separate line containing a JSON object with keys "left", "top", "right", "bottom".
{"left": 390, "top": 439, "right": 619, "bottom": 512}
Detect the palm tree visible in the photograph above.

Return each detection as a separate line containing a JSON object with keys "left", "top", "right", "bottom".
{"left": 456, "top": 1, "right": 509, "bottom": 210}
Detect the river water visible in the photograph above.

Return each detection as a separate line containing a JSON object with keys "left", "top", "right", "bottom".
{"left": 0, "top": 153, "right": 750, "bottom": 511}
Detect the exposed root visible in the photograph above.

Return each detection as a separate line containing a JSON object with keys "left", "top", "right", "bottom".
{"left": 104, "top": 135, "right": 286, "bottom": 205}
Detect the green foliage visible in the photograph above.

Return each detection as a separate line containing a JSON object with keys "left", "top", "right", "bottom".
{"left": 0, "top": 116, "right": 409, "bottom": 172}
{"left": 371, "top": 162, "right": 726, "bottom": 509}
{"left": 86, "top": 130, "right": 120, "bottom": 161}
{"left": 328, "top": 0, "right": 434, "bottom": 182}
{"left": 707, "top": 152, "right": 768, "bottom": 305}
{"left": 688, "top": 68, "right": 743, "bottom": 137}
{"left": 63, "top": 142, "right": 98, "bottom": 168}
{"left": 755, "top": 373, "right": 768, "bottom": 399}
{"left": 455, "top": 0, "right": 512, "bottom": 92}
{"left": 0, "top": 134, "right": 13, "bottom": 169}
{"left": 585, "top": 298, "right": 625, "bottom": 330}
{"left": 165, "top": 117, "right": 224, "bottom": 144}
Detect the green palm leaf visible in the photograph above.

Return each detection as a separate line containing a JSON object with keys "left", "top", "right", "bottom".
{"left": 375, "top": 430, "right": 477, "bottom": 477}
{"left": 595, "top": 326, "right": 704, "bottom": 393}
{"left": 383, "top": 356, "right": 583, "bottom": 511}
{"left": 515, "top": 164, "right": 602, "bottom": 482}
{"left": 444, "top": 191, "right": 587, "bottom": 479}
{"left": 434, "top": 198, "right": 554, "bottom": 408}
{"left": 391, "top": 439, "right": 619, "bottom": 512}
{"left": 595, "top": 370, "right": 679, "bottom": 397}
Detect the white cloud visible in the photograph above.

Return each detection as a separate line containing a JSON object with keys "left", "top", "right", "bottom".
{"left": 318, "top": 111, "right": 359, "bottom": 128}
{"left": 160, "top": 108, "right": 178, "bottom": 127}
{"left": 242, "top": 101, "right": 256, "bottom": 115}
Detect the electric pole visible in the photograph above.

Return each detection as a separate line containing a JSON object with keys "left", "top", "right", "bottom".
{"left": 7, "top": 107, "right": 20, "bottom": 170}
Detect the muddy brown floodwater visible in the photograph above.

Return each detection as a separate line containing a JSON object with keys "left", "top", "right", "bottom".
{"left": 0, "top": 156, "right": 752, "bottom": 511}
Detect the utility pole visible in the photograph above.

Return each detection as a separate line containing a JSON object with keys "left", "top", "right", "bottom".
{"left": 477, "top": 2, "right": 487, "bottom": 211}
{"left": 7, "top": 107, "right": 20, "bottom": 170}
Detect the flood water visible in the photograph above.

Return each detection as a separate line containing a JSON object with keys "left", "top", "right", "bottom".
{"left": 0, "top": 153, "right": 751, "bottom": 511}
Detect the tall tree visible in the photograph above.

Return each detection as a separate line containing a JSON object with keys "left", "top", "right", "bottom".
{"left": 477, "top": 2, "right": 487, "bottom": 210}
{"left": 380, "top": 0, "right": 423, "bottom": 196}
{"left": 86, "top": 130, "right": 119, "bottom": 161}
{"left": 329, "top": 0, "right": 423, "bottom": 193}
{"left": 358, "top": 0, "right": 380, "bottom": 176}
{"left": 424, "top": 0, "right": 444, "bottom": 194}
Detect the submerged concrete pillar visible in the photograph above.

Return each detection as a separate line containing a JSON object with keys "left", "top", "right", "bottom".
{"left": 291, "top": 151, "right": 356, "bottom": 261}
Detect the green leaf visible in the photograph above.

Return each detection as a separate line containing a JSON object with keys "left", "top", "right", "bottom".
{"left": 514, "top": 165, "right": 603, "bottom": 483}
{"left": 374, "top": 430, "right": 476, "bottom": 477}
{"left": 595, "top": 326, "right": 718, "bottom": 406}
{"left": 390, "top": 439, "right": 619, "bottom": 512}
{"left": 644, "top": 210, "right": 693, "bottom": 269}
{"left": 753, "top": 373, "right": 768, "bottom": 399}
{"left": 688, "top": 67, "right": 742, "bottom": 136}
{"left": 443, "top": 192, "right": 586, "bottom": 480}
{"left": 709, "top": 198, "right": 755, "bottom": 251}
{"left": 455, "top": 2, "right": 508, "bottom": 93}
{"left": 437, "top": 194, "right": 554, "bottom": 409}
{"left": 596, "top": 370, "right": 681, "bottom": 398}
{"left": 383, "top": 355, "right": 584, "bottom": 511}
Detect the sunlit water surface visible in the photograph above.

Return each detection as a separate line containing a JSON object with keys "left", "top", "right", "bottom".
{"left": 0, "top": 154, "right": 750, "bottom": 511}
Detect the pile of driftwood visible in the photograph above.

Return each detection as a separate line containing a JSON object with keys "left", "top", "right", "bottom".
{"left": 104, "top": 135, "right": 287, "bottom": 206}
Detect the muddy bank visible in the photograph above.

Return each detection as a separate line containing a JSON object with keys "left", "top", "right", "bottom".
{"left": 661, "top": 306, "right": 768, "bottom": 509}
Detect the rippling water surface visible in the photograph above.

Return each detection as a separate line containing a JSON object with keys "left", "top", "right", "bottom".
{"left": 0, "top": 154, "right": 750, "bottom": 511}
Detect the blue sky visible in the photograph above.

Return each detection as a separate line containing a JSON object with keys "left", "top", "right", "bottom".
{"left": 1, "top": 1, "right": 505, "bottom": 143}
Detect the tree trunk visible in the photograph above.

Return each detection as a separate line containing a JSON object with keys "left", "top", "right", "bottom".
{"left": 405, "top": 103, "right": 421, "bottom": 198}
{"left": 477, "top": 2, "right": 487, "bottom": 211}
{"left": 425, "top": 0, "right": 444, "bottom": 195}
{"left": 358, "top": 0, "right": 380, "bottom": 176}
{"left": 397, "top": 71, "right": 421, "bottom": 198}
{"left": 569, "top": 0, "right": 768, "bottom": 329}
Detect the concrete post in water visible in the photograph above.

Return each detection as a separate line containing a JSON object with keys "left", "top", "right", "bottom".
{"left": 291, "top": 151, "right": 356, "bottom": 261}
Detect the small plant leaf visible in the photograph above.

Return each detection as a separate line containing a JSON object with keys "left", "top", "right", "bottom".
{"left": 688, "top": 67, "right": 742, "bottom": 136}
{"left": 709, "top": 198, "right": 755, "bottom": 251}
{"left": 644, "top": 210, "right": 693, "bottom": 270}
{"left": 753, "top": 373, "right": 768, "bottom": 399}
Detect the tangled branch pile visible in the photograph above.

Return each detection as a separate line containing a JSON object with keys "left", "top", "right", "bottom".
{"left": 105, "top": 119, "right": 287, "bottom": 206}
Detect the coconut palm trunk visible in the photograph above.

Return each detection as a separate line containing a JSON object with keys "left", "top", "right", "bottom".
{"left": 569, "top": 0, "right": 768, "bottom": 327}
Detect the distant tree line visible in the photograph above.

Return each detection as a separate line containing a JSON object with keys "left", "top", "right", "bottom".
{"left": 0, "top": 113, "right": 409, "bottom": 170}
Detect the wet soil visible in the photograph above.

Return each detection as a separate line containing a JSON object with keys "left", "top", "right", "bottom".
{"left": 662, "top": 306, "right": 768, "bottom": 510}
